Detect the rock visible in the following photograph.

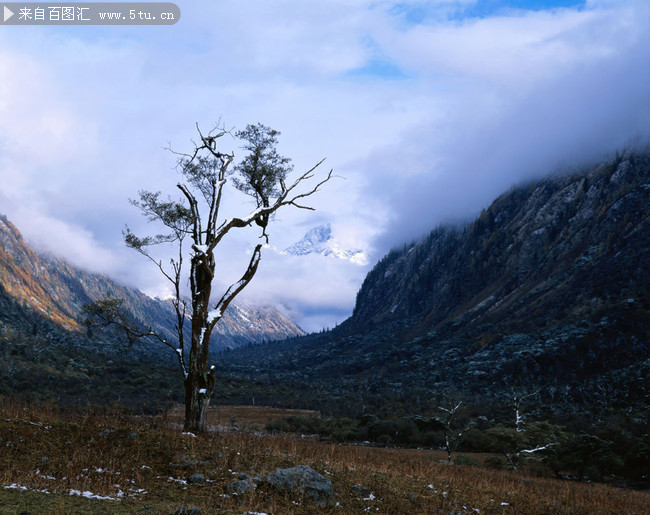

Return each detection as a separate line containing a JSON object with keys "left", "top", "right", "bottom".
{"left": 187, "top": 473, "right": 205, "bottom": 485}
{"left": 172, "top": 508, "right": 201, "bottom": 515}
{"left": 98, "top": 429, "right": 115, "bottom": 438}
{"left": 225, "top": 479, "right": 254, "bottom": 495}
{"left": 265, "top": 465, "right": 333, "bottom": 507}
{"left": 225, "top": 479, "right": 251, "bottom": 495}
{"left": 225, "top": 473, "right": 262, "bottom": 495}
{"left": 351, "top": 484, "right": 371, "bottom": 497}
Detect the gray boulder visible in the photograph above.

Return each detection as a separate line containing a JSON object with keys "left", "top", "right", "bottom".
{"left": 187, "top": 473, "right": 205, "bottom": 485}
{"left": 225, "top": 473, "right": 262, "bottom": 495}
{"left": 265, "top": 465, "right": 333, "bottom": 507}
{"left": 225, "top": 479, "right": 253, "bottom": 495}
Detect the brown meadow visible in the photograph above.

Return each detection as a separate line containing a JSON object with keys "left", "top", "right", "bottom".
{"left": 0, "top": 400, "right": 648, "bottom": 514}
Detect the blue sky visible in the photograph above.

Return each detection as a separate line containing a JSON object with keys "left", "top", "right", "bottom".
{"left": 459, "top": 1, "right": 586, "bottom": 16}
{"left": 389, "top": 0, "right": 585, "bottom": 24}
{"left": 0, "top": 0, "right": 648, "bottom": 330}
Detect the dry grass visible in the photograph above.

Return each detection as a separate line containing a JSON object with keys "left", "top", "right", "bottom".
{"left": 0, "top": 400, "right": 648, "bottom": 514}
{"left": 164, "top": 404, "right": 319, "bottom": 430}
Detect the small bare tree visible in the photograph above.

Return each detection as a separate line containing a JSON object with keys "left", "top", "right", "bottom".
{"left": 438, "top": 400, "right": 467, "bottom": 461}
{"left": 436, "top": 395, "right": 469, "bottom": 461}
{"left": 87, "top": 122, "right": 332, "bottom": 433}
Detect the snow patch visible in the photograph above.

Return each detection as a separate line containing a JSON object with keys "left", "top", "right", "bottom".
{"left": 4, "top": 484, "right": 28, "bottom": 491}
{"left": 69, "top": 489, "right": 119, "bottom": 501}
{"left": 207, "top": 308, "right": 223, "bottom": 325}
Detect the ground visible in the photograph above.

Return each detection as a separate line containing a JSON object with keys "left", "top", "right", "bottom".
{"left": 1, "top": 401, "right": 648, "bottom": 514}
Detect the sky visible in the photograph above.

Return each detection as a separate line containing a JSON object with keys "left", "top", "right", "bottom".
{"left": 0, "top": 0, "right": 648, "bottom": 331}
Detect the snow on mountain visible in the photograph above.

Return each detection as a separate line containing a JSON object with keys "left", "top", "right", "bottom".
{"left": 283, "top": 223, "right": 367, "bottom": 265}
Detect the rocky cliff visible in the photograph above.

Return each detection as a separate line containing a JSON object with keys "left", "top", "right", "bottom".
{"left": 351, "top": 151, "right": 649, "bottom": 338}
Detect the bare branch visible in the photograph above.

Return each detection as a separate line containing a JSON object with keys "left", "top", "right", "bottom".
{"left": 83, "top": 297, "right": 188, "bottom": 377}
{"left": 210, "top": 161, "right": 334, "bottom": 251}
{"left": 208, "top": 244, "right": 263, "bottom": 331}
{"left": 520, "top": 443, "right": 557, "bottom": 454}
{"left": 124, "top": 227, "right": 178, "bottom": 286}
{"left": 177, "top": 183, "right": 201, "bottom": 244}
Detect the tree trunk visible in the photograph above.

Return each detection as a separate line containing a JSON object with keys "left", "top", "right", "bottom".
{"left": 183, "top": 367, "right": 216, "bottom": 433}
{"left": 183, "top": 379, "right": 208, "bottom": 433}
{"left": 183, "top": 248, "right": 216, "bottom": 433}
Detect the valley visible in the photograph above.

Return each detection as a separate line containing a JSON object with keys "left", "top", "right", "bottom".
{"left": 0, "top": 150, "right": 649, "bottom": 510}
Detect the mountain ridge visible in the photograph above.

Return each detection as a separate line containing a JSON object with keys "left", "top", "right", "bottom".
{"left": 0, "top": 215, "right": 304, "bottom": 349}
{"left": 349, "top": 151, "right": 649, "bottom": 336}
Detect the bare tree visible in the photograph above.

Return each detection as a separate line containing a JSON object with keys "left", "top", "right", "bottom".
{"left": 86, "top": 122, "right": 332, "bottom": 433}
{"left": 436, "top": 395, "right": 469, "bottom": 461}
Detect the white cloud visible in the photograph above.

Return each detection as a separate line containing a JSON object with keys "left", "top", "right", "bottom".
{"left": 0, "top": 50, "right": 98, "bottom": 166}
{"left": 239, "top": 249, "right": 368, "bottom": 332}
{"left": 358, "top": 0, "right": 650, "bottom": 249}
{"left": 0, "top": 0, "right": 647, "bottom": 330}
{"left": 10, "top": 209, "right": 120, "bottom": 274}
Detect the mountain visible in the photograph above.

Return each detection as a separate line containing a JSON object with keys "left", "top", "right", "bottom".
{"left": 349, "top": 151, "right": 650, "bottom": 336}
{"left": 0, "top": 215, "right": 304, "bottom": 350}
{"left": 219, "top": 150, "right": 650, "bottom": 421}
{"left": 283, "top": 223, "right": 367, "bottom": 264}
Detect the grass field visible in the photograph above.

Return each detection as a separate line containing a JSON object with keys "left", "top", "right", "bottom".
{"left": 1, "top": 400, "right": 648, "bottom": 514}
{"left": 164, "top": 404, "right": 320, "bottom": 430}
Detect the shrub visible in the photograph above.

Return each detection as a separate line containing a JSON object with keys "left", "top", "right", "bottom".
{"left": 332, "top": 428, "right": 357, "bottom": 442}
{"left": 376, "top": 434, "right": 391, "bottom": 446}
{"left": 422, "top": 430, "right": 442, "bottom": 447}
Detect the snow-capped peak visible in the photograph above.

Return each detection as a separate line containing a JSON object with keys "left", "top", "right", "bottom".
{"left": 283, "top": 223, "right": 367, "bottom": 265}
{"left": 283, "top": 224, "right": 332, "bottom": 256}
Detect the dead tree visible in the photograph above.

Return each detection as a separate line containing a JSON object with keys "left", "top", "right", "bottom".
{"left": 87, "top": 122, "right": 332, "bottom": 433}
{"left": 437, "top": 396, "right": 468, "bottom": 461}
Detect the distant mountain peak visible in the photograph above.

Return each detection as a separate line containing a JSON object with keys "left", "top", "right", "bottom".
{"left": 284, "top": 224, "right": 332, "bottom": 255}
{"left": 283, "top": 223, "right": 367, "bottom": 265}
